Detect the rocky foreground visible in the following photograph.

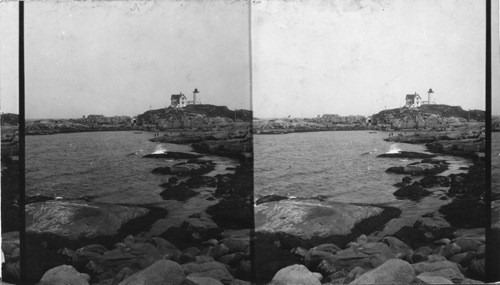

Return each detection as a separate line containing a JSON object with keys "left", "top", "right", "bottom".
{"left": 252, "top": 123, "right": 486, "bottom": 284}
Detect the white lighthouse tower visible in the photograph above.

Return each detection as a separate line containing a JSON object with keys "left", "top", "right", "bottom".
{"left": 427, "top": 88, "right": 434, "bottom": 104}
{"left": 193, "top": 88, "right": 199, "bottom": 105}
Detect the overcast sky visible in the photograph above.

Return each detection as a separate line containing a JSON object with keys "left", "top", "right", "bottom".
{"left": 0, "top": 2, "right": 19, "bottom": 115}
{"left": 1, "top": 1, "right": 499, "bottom": 118}
{"left": 24, "top": 1, "right": 250, "bottom": 119}
{"left": 252, "top": 0, "right": 488, "bottom": 118}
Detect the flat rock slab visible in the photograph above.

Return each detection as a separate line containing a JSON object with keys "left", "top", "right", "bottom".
{"left": 143, "top": 152, "right": 202, "bottom": 159}
{"left": 255, "top": 199, "right": 399, "bottom": 248}
{"left": 26, "top": 201, "right": 149, "bottom": 241}
{"left": 378, "top": 151, "right": 436, "bottom": 159}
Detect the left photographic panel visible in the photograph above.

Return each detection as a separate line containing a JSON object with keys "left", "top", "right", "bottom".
{"left": 0, "top": 1, "right": 21, "bottom": 283}
{"left": 24, "top": 1, "right": 253, "bottom": 284}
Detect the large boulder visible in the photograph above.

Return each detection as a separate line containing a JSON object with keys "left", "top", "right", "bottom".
{"left": 394, "top": 185, "right": 432, "bottom": 200}
{"left": 348, "top": 259, "right": 415, "bottom": 284}
{"left": 39, "top": 265, "right": 90, "bottom": 285}
{"left": 143, "top": 152, "right": 202, "bottom": 159}
{"left": 271, "top": 264, "right": 322, "bottom": 285}
{"left": 119, "top": 260, "right": 185, "bottom": 285}
{"left": 182, "top": 261, "right": 234, "bottom": 284}
{"left": 426, "top": 139, "right": 485, "bottom": 157}
{"left": 255, "top": 199, "right": 400, "bottom": 248}
{"left": 386, "top": 160, "right": 448, "bottom": 176}
{"left": 152, "top": 160, "right": 215, "bottom": 176}
{"left": 25, "top": 201, "right": 149, "bottom": 248}
{"left": 319, "top": 240, "right": 395, "bottom": 274}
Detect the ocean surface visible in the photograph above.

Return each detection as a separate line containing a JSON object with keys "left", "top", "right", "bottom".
{"left": 26, "top": 131, "right": 237, "bottom": 210}
{"left": 255, "top": 131, "right": 471, "bottom": 220}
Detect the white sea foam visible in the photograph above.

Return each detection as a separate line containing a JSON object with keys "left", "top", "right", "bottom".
{"left": 387, "top": 144, "right": 401, "bottom": 154}
{"left": 152, "top": 144, "right": 168, "bottom": 154}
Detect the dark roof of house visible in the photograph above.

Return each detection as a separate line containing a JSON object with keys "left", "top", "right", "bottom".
{"left": 171, "top": 94, "right": 186, "bottom": 100}
{"left": 405, "top": 94, "right": 421, "bottom": 100}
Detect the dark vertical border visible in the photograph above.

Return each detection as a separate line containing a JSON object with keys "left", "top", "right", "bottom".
{"left": 19, "top": 1, "right": 26, "bottom": 284}
{"left": 248, "top": 0, "right": 256, "bottom": 282}
{"left": 485, "top": 0, "right": 493, "bottom": 282}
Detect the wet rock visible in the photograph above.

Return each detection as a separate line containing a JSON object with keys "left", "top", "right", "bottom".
{"left": 253, "top": 241, "right": 300, "bottom": 284}
{"left": 415, "top": 274, "right": 453, "bottom": 284}
{"left": 180, "top": 247, "right": 202, "bottom": 264}
{"left": 158, "top": 218, "right": 222, "bottom": 249}
{"left": 111, "top": 267, "right": 135, "bottom": 284}
{"left": 143, "top": 152, "right": 202, "bottom": 159}
{"left": 433, "top": 238, "right": 451, "bottom": 246}
{"left": 394, "top": 216, "right": 455, "bottom": 247}
{"left": 191, "top": 138, "right": 252, "bottom": 160}
{"left": 426, "top": 139, "right": 484, "bottom": 157}
{"left": 412, "top": 246, "right": 433, "bottom": 263}
{"left": 186, "top": 276, "right": 223, "bottom": 285}
{"left": 220, "top": 238, "right": 249, "bottom": 254}
{"left": 412, "top": 260, "right": 461, "bottom": 276}
{"left": 182, "top": 261, "right": 234, "bottom": 284}
{"left": 452, "top": 237, "right": 482, "bottom": 253}
{"left": 119, "top": 260, "right": 185, "bottom": 285}
{"left": 106, "top": 242, "right": 163, "bottom": 271}
{"left": 185, "top": 176, "right": 218, "bottom": 188}
{"left": 433, "top": 243, "right": 461, "bottom": 259}
{"left": 201, "top": 244, "right": 230, "bottom": 260}
{"left": 195, "top": 255, "right": 215, "bottom": 263}
{"left": 271, "top": 264, "right": 322, "bottom": 285}
{"left": 419, "top": 176, "right": 451, "bottom": 188}
{"left": 467, "top": 258, "right": 485, "bottom": 281}
{"left": 344, "top": 266, "right": 366, "bottom": 284}
{"left": 236, "top": 259, "right": 253, "bottom": 281}
{"left": 304, "top": 248, "right": 335, "bottom": 270}
{"left": 39, "top": 265, "right": 90, "bottom": 285}
{"left": 207, "top": 198, "right": 253, "bottom": 229}
{"left": 255, "top": 199, "right": 399, "bottom": 249}
{"left": 417, "top": 268, "right": 464, "bottom": 283}
{"left": 319, "top": 241, "right": 395, "bottom": 275}
{"left": 25, "top": 201, "right": 149, "bottom": 248}
{"left": 160, "top": 184, "right": 197, "bottom": 201}
{"left": 449, "top": 252, "right": 476, "bottom": 267}
{"left": 394, "top": 185, "right": 432, "bottom": 200}
{"left": 439, "top": 198, "right": 486, "bottom": 228}
{"left": 378, "top": 151, "right": 436, "bottom": 159}
{"left": 382, "top": 236, "right": 413, "bottom": 261}
{"left": 254, "top": 194, "right": 288, "bottom": 205}
{"left": 152, "top": 160, "right": 215, "bottom": 176}
{"left": 217, "top": 252, "right": 245, "bottom": 267}
{"left": 349, "top": 259, "right": 415, "bottom": 285}
{"left": 148, "top": 237, "right": 179, "bottom": 255}
{"left": 426, "top": 254, "right": 447, "bottom": 262}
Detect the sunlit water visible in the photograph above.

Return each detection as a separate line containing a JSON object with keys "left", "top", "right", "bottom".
{"left": 254, "top": 131, "right": 471, "bottom": 220}
{"left": 26, "top": 131, "right": 237, "bottom": 209}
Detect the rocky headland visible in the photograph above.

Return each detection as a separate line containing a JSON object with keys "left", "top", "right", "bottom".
{"left": 253, "top": 114, "right": 368, "bottom": 134}
{"left": 254, "top": 104, "right": 485, "bottom": 135}
{"left": 25, "top": 104, "right": 252, "bottom": 135}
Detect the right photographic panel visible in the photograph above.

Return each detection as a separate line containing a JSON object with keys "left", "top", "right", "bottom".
{"left": 252, "top": 1, "right": 488, "bottom": 284}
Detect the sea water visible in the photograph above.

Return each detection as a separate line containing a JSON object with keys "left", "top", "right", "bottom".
{"left": 254, "top": 130, "right": 471, "bottom": 218}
